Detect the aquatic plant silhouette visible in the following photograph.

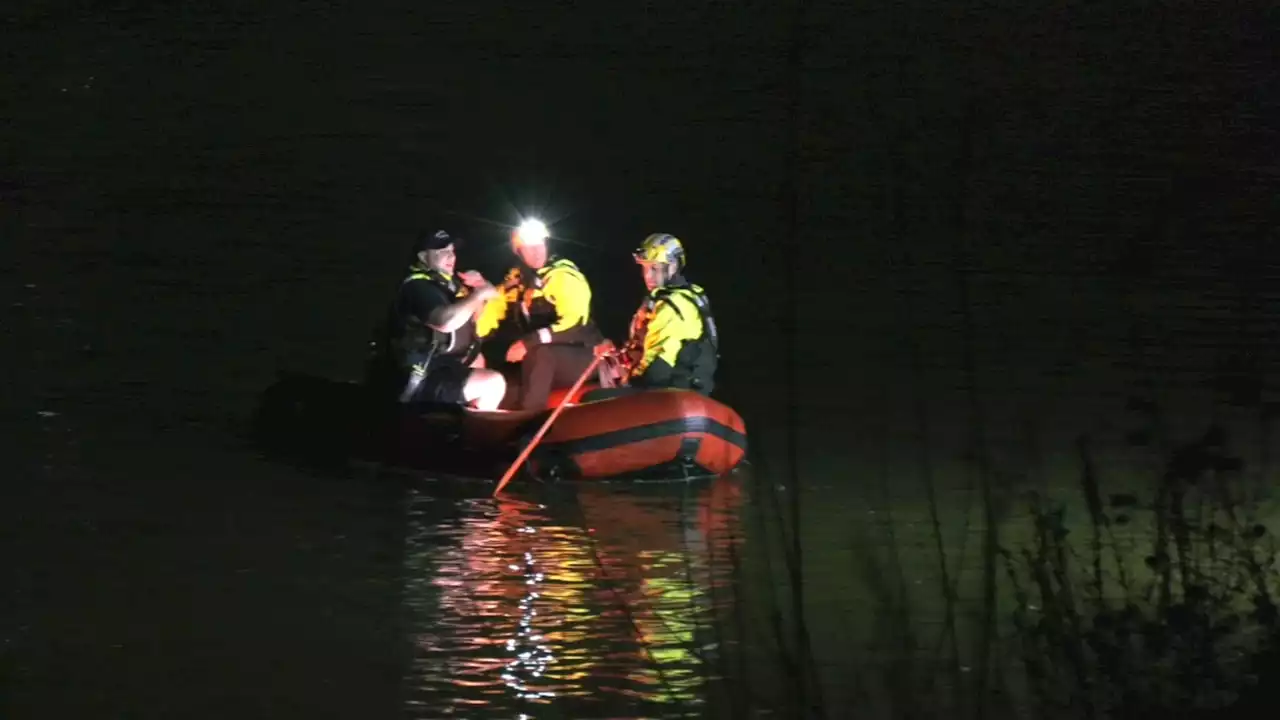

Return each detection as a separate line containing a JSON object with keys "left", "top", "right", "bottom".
{"left": 1001, "top": 411, "right": 1280, "bottom": 719}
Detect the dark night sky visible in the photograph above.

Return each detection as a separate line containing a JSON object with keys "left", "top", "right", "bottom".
{"left": 4, "top": 2, "right": 1277, "bottom": 473}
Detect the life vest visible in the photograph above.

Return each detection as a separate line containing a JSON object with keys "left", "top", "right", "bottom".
{"left": 502, "top": 257, "right": 599, "bottom": 344}
{"left": 625, "top": 281, "right": 719, "bottom": 392}
{"left": 389, "top": 266, "right": 479, "bottom": 369}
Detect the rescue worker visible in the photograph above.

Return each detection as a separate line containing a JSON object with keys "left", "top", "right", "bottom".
{"left": 484, "top": 218, "right": 603, "bottom": 409}
{"left": 368, "top": 229, "right": 507, "bottom": 410}
{"left": 596, "top": 233, "right": 719, "bottom": 394}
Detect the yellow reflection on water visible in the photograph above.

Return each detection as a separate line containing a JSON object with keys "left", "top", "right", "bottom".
{"left": 401, "top": 476, "right": 745, "bottom": 718}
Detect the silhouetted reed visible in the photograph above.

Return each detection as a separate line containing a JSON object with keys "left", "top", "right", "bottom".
{"left": 726, "top": 398, "right": 1280, "bottom": 720}
{"left": 1000, "top": 414, "right": 1280, "bottom": 719}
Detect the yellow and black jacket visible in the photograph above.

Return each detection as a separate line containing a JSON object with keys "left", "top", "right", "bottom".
{"left": 624, "top": 278, "right": 719, "bottom": 393}
{"left": 479, "top": 257, "right": 601, "bottom": 348}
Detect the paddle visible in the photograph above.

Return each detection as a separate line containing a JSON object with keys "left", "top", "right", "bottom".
{"left": 491, "top": 352, "right": 609, "bottom": 496}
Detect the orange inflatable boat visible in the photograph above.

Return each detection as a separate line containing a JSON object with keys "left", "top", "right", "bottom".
{"left": 253, "top": 372, "right": 748, "bottom": 482}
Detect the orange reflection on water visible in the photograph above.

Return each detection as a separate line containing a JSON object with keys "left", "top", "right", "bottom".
{"left": 402, "top": 475, "right": 746, "bottom": 718}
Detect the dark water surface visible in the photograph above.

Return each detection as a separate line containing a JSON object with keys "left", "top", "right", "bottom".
{"left": 2, "top": 405, "right": 407, "bottom": 718}
{"left": 2, "top": 385, "right": 756, "bottom": 718}
{"left": 5, "top": 188, "right": 1279, "bottom": 720}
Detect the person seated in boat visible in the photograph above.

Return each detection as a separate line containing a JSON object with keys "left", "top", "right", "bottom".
{"left": 481, "top": 217, "right": 605, "bottom": 410}
{"left": 368, "top": 229, "right": 507, "bottom": 410}
{"left": 593, "top": 233, "right": 719, "bottom": 396}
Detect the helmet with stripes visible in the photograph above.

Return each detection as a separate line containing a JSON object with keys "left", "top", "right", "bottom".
{"left": 633, "top": 233, "right": 685, "bottom": 273}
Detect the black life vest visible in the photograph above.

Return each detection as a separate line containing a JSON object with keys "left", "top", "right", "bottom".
{"left": 389, "top": 266, "right": 479, "bottom": 369}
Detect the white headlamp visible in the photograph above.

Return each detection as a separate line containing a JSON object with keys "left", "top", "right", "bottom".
{"left": 512, "top": 218, "right": 549, "bottom": 249}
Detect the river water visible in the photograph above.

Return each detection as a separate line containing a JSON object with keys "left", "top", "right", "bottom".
{"left": 5, "top": 191, "right": 1279, "bottom": 720}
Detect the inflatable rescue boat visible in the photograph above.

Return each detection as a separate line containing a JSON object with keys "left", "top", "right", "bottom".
{"left": 252, "top": 372, "right": 748, "bottom": 482}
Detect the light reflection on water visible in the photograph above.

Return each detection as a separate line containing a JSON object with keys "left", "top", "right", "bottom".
{"left": 402, "top": 476, "right": 746, "bottom": 719}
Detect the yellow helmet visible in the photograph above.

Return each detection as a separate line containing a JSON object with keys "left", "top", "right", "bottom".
{"left": 633, "top": 233, "right": 685, "bottom": 271}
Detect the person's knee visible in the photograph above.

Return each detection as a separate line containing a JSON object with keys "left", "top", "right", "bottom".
{"left": 466, "top": 368, "right": 505, "bottom": 396}
{"left": 524, "top": 343, "right": 552, "bottom": 366}
{"left": 517, "top": 351, "right": 554, "bottom": 409}
{"left": 521, "top": 345, "right": 556, "bottom": 385}
{"left": 464, "top": 368, "right": 506, "bottom": 410}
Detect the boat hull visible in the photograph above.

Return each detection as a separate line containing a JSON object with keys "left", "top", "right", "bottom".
{"left": 252, "top": 373, "right": 748, "bottom": 481}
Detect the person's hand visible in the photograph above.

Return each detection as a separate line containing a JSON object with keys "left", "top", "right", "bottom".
{"left": 593, "top": 339, "right": 617, "bottom": 358}
{"left": 604, "top": 357, "right": 627, "bottom": 382}
{"left": 506, "top": 340, "right": 527, "bottom": 363}
{"left": 473, "top": 283, "right": 500, "bottom": 303}
{"left": 458, "top": 270, "right": 488, "bottom": 288}
{"left": 608, "top": 360, "right": 632, "bottom": 387}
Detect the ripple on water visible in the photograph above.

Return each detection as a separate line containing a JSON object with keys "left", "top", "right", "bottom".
{"left": 401, "top": 477, "right": 747, "bottom": 719}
